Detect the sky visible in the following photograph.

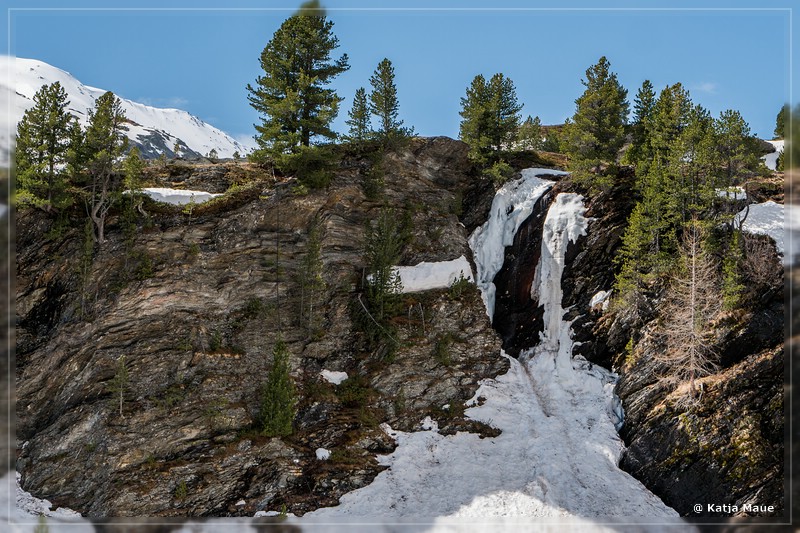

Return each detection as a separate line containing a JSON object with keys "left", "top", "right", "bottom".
{"left": 2, "top": 0, "right": 795, "bottom": 145}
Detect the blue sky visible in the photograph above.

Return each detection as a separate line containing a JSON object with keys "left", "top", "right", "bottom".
{"left": 3, "top": 1, "right": 795, "bottom": 144}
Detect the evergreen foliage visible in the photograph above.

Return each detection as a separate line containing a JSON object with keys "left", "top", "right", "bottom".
{"left": 775, "top": 103, "right": 789, "bottom": 139}
{"left": 259, "top": 339, "right": 297, "bottom": 437}
{"left": 85, "top": 91, "right": 128, "bottom": 245}
{"left": 363, "top": 208, "right": 404, "bottom": 321}
{"left": 298, "top": 219, "right": 326, "bottom": 334}
{"left": 345, "top": 87, "right": 371, "bottom": 142}
{"left": 369, "top": 58, "right": 410, "bottom": 141}
{"left": 108, "top": 355, "right": 130, "bottom": 418}
{"left": 518, "top": 115, "right": 543, "bottom": 151}
{"left": 564, "top": 56, "right": 629, "bottom": 188}
{"left": 458, "top": 73, "right": 522, "bottom": 164}
{"left": 15, "top": 82, "right": 77, "bottom": 211}
{"left": 625, "top": 79, "right": 656, "bottom": 169}
{"left": 121, "top": 147, "right": 145, "bottom": 247}
{"left": 247, "top": 0, "right": 349, "bottom": 162}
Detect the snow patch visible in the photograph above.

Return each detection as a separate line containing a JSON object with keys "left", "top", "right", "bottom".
{"left": 734, "top": 201, "right": 785, "bottom": 257}
{"left": 315, "top": 448, "right": 331, "bottom": 461}
{"left": 320, "top": 369, "right": 348, "bottom": 385}
{"left": 420, "top": 416, "right": 439, "bottom": 432}
{"left": 589, "top": 290, "right": 611, "bottom": 311}
{"left": 763, "top": 139, "right": 784, "bottom": 171}
{"left": 468, "top": 168, "right": 558, "bottom": 318}
{"left": 715, "top": 186, "right": 747, "bottom": 201}
{"left": 140, "top": 187, "right": 221, "bottom": 206}
{"left": 393, "top": 255, "right": 473, "bottom": 293}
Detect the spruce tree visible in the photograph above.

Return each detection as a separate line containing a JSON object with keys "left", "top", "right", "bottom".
{"left": 486, "top": 73, "right": 522, "bottom": 151}
{"left": 369, "top": 58, "right": 407, "bottom": 140}
{"left": 345, "top": 87, "right": 371, "bottom": 143}
{"left": 259, "top": 339, "right": 296, "bottom": 437}
{"left": 84, "top": 91, "right": 128, "bottom": 245}
{"left": 247, "top": 0, "right": 349, "bottom": 160}
{"left": 713, "top": 109, "right": 760, "bottom": 190}
{"left": 564, "top": 57, "right": 629, "bottom": 187}
{"left": 15, "top": 82, "right": 77, "bottom": 211}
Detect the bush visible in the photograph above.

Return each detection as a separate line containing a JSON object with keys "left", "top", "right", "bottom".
{"left": 280, "top": 145, "right": 337, "bottom": 189}
{"left": 336, "top": 375, "right": 372, "bottom": 408}
{"left": 483, "top": 160, "right": 514, "bottom": 187}
{"left": 448, "top": 274, "right": 472, "bottom": 300}
{"left": 259, "top": 339, "right": 296, "bottom": 437}
{"left": 433, "top": 333, "right": 453, "bottom": 366}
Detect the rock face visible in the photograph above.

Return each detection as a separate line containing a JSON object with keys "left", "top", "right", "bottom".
{"left": 488, "top": 168, "right": 784, "bottom": 517}
{"left": 15, "top": 137, "right": 507, "bottom": 517}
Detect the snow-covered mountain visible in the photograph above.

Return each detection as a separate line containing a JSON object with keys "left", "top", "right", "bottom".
{"left": 0, "top": 56, "right": 253, "bottom": 164}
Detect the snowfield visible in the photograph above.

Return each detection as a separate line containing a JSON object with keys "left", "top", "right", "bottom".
{"left": 0, "top": 56, "right": 252, "bottom": 164}
{"left": 733, "top": 200, "right": 791, "bottom": 264}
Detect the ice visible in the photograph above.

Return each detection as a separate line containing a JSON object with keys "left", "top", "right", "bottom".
{"left": 468, "top": 168, "right": 561, "bottom": 318}
{"left": 394, "top": 255, "right": 473, "bottom": 293}
{"left": 320, "top": 369, "right": 348, "bottom": 385}
{"left": 589, "top": 290, "right": 611, "bottom": 311}
{"left": 139, "top": 187, "right": 221, "bottom": 206}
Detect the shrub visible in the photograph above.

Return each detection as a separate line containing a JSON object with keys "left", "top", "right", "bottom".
{"left": 448, "top": 274, "right": 473, "bottom": 300}
{"left": 336, "top": 375, "right": 372, "bottom": 408}
{"left": 259, "top": 339, "right": 296, "bottom": 437}
{"left": 483, "top": 160, "right": 514, "bottom": 187}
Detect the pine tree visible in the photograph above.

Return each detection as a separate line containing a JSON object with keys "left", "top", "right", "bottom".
{"left": 775, "top": 103, "right": 789, "bottom": 139}
{"left": 345, "top": 87, "right": 371, "bottom": 142}
{"left": 122, "top": 147, "right": 145, "bottom": 246}
{"left": 458, "top": 73, "right": 522, "bottom": 163}
{"left": 259, "top": 339, "right": 296, "bottom": 437}
{"left": 107, "top": 355, "right": 130, "bottom": 418}
{"left": 247, "top": 0, "right": 349, "bottom": 160}
{"left": 369, "top": 58, "right": 407, "bottom": 141}
{"left": 655, "top": 221, "right": 720, "bottom": 399}
{"left": 458, "top": 74, "right": 491, "bottom": 162}
{"left": 84, "top": 91, "right": 128, "bottom": 245}
{"left": 518, "top": 115, "right": 543, "bottom": 151}
{"left": 713, "top": 109, "right": 760, "bottom": 190}
{"left": 626, "top": 79, "right": 656, "bottom": 170}
{"left": 298, "top": 219, "right": 326, "bottom": 333}
{"left": 564, "top": 56, "right": 629, "bottom": 187}
{"left": 15, "top": 82, "right": 77, "bottom": 211}
{"left": 364, "top": 208, "right": 404, "bottom": 321}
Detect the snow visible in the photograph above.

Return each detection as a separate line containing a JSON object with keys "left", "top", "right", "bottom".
{"left": 733, "top": 201, "right": 785, "bottom": 256}
{"left": 590, "top": 290, "right": 611, "bottom": 311}
{"left": 320, "top": 369, "right": 348, "bottom": 385}
{"left": 316, "top": 448, "right": 331, "bottom": 461}
{"left": 394, "top": 255, "right": 473, "bottom": 293}
{"left": 715, "top": 186, "right": 747, "bottom": 201}
{"left": 140, "top": 187, "right": 221, "bottom": 206}
{"left": 302, "top": 187, "right": 677, "bottom": 523}
{"left": 468, "top": 168, "right": 562, "bottom": 318}
{"left": 762, "top": 139, "right": 784, "bottom": 171}
{"left": 0, "top": 56, "right": 253, "bottom": 165}
{"left": 0, "top": 203, "right": 7, "bottom": 218}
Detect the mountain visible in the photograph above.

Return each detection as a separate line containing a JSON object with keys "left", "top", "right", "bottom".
{"left": 0, "top": 56, "right": 252, "bottom": 163}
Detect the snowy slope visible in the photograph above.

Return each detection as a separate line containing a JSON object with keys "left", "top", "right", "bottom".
{"left": 0, "top": 56, "right": 252, "bottom": 163}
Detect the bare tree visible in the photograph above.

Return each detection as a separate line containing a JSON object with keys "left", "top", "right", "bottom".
{"left": 655, "top": 221, "right": 721, "bottom": 399}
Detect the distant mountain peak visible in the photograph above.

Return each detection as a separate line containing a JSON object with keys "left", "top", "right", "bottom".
{"left": 0, "top": 56, "right": 253, "bottom": 163}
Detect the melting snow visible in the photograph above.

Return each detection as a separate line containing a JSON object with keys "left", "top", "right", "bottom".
{"left": 302, "top": 179, "right": 678, "bottom": 523}
{"left": 590, "top": 290, "right": 611, "bottom": 311}
{"left": 762, "top": 139, "right": 784, "bottom": 171}
{"left": 140, "top": 187, "right": 221, "bottom": 206}
{"left": 320, "top": 369, "right": 348, "bottom": 385}
{"left": 394, "top": 255, "right": 473, "bottom": 293}
{"left": 468, "top": 169, "right": 561, "bottom": 318}
{"left": 734, "top": 201, "right": 785, "bottom": 256}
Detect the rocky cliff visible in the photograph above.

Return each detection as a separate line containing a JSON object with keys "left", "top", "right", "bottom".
{"left": 14, "top": 138, "right": 785, "bottom": 519}
{"left": 15, "top": 137, "right": 507, "bottom": 516}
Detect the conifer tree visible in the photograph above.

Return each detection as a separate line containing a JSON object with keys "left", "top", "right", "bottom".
{"left": 626, "top": 79, "right": 656, "bottom": 171}
{"left": 15, "top": 82, "right": 77, "bottom": 211}
{"left": 713, "top": 109, "right": 760, "bottom": 190}
{"left": 122, "top": 147, "right": 145, "bottom": 244}
{"left": 775, "top": 103, "right": 789, "bottom": 139}
{"left": 298, "top": 219, "right": 326, "bottom": 333}
{"left": 518, "top": 115, "right": 543, "bottom": 151}
{"left": 458, "top": 73, "right": 522, "bottom": 163}
{"left": 259, "top": 339, "right": 296, "bottom": 437}
{"left": 345, "top": 87, "right": 371, "bottom": 142}
{"left": 247, "top": 0, "right": 349, "bottom": 160}
{"left": 564, "top": 56, "right": 629, "bottom": 186}
{"left": 84, "top": 91, "right": 128, "bottom": 245}
{"left": 369, "top": 58, "right": 406, "bottom": 140}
